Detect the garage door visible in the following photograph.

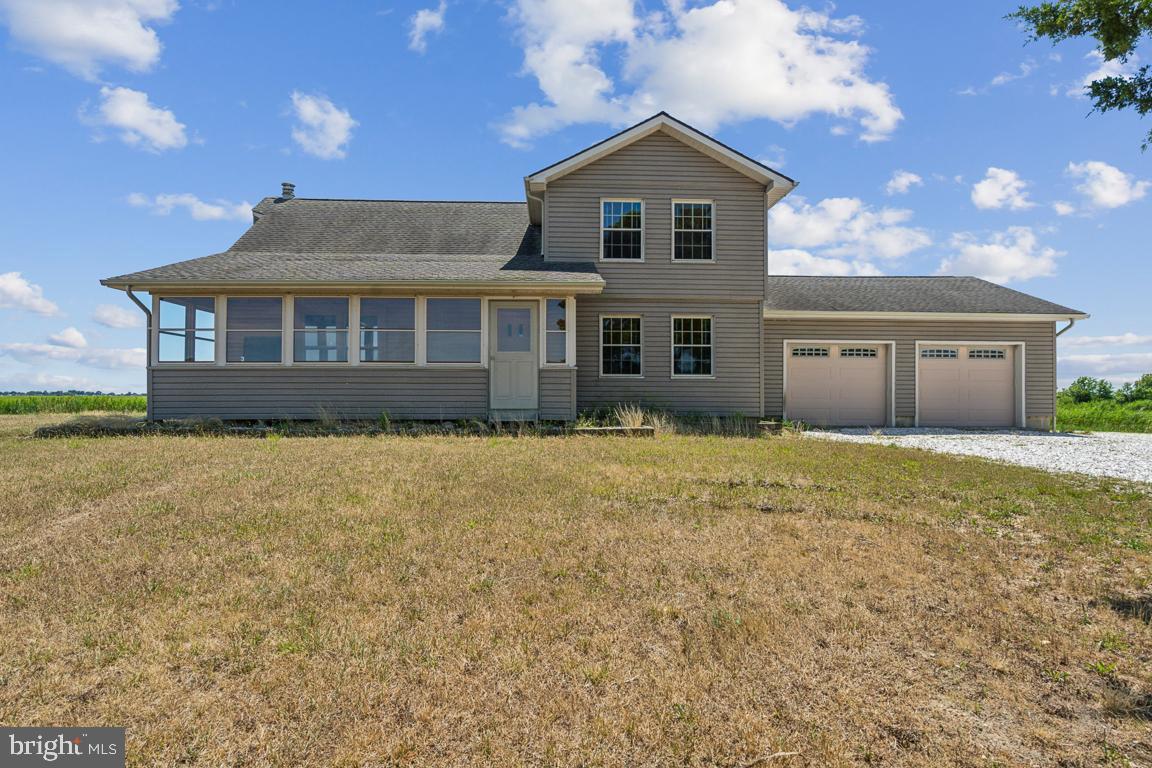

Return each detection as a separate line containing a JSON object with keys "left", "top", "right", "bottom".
{"left": 918, "top": 345, "right": 1016, "bottom": 427}
{"left": 785, "top": 343, "right": 888, "bottom": 427}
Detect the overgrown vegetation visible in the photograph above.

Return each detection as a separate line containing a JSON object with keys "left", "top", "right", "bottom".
{"left": 1, "top": 413, "right": 1150, "bottom": 765}
{"left": 1057, "top": 373, "right": 1152, "bottom": 432}
{"left": 0, "top": 394, "right": 147, "bottom": 414}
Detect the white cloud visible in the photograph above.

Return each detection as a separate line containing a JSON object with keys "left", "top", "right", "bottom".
{"left": 290, "top": 91, "right": 357, "bottom": 160}
{"left": 1061, "top": 332, "right": 1152, "bottom": 348}
{"left": 128, "top": 192, "right": 251, "bottom": 221}
{"left": 1065, "top": 51, "right": 1139, "bottom": 98}
{"left": 0, "top": 371, "right": 117, "bottom": 393}
{"left": 93, "top": 304, "right": 143, "bottom": 329}
{"left": 500, "top": 0, "right": 902, "bottom": 147}
{"left": 769, "top": 196, "right": 931, "bottom": 263}
{"left": 48, "top": 327, "right": 87, "bottom": 349}
{"left": 408, "top": 1, "right": 446, "bottom": 53}
{"left": 885, "top": 170, "right": 922, "bottom": 195}
{"left": 0, "top": 272, "right": 60, "bottom": 316}
{"left": 0, "top": 342, "right": 145, "bottom": 369}
{"left": 970, "top": 167, "right": 1034, "bottom": 210}
{"left": 938, "top": 226, "right": 1061, "bottom": 284}
{"left": 768, "top": 248, "right": 882, "bottom": 276}
{"left": 960, "top": 58, "right": 1039, "bottom": 95}
{"left": 0, "top": 0, "right": 178, "bottom": 80}
{"left": 92, "top": 86, "right": 188, "bottom": 152}
{"left": 1066, "top": 160, "right": 1149, "bottom": 209}
{"left": 1052, "top": 201, "right": 1076, "bottom": 216}
{"left": 1059, "top": 352, "right": 1152, "bottom": 376}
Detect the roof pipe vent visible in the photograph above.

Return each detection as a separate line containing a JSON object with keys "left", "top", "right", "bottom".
{"left": 280, "top": 182, "right": 296, "bottom": 200}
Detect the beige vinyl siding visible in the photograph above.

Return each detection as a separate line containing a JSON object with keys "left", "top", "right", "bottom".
{"left": 577, "top": 298, "right": 762, "bottom": 415}
{"left": 544, "top": 132, "right": 767, "bottom": 299}
{"left": 151, "top": 368, "right": 488, "bottom": 420}
{"left": 539, "top": 368, "right": 577, "bottom": 421}
{"left": 763, "top": 318, "right": 1056, "bottom": 428}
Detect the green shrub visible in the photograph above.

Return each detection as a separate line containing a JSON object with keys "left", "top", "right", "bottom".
{"left": 1061, "top": 376, "right": 1114, "bottom": 403}
{"left": 1116, "top": 373, "right": 1152, "bottom": 404}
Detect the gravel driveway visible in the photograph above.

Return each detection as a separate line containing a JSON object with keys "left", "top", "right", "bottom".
{"left": 804, "top": 429, "right": 1152, "bottom": 484}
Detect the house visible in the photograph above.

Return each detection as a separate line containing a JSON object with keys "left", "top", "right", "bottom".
{"left": 102, "top": 113, "right": 1087, "bottom": 429}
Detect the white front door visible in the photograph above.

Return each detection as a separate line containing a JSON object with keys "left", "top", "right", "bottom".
{"left": 489, "top": 301, "right": 538, "bottom": 411}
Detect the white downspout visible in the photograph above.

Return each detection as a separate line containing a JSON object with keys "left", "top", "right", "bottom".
{"left": 125, "top": 286, "right": 153, "bottom": 421}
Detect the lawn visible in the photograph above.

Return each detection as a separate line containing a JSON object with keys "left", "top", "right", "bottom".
{"left": 1, "top": 414, "right": 1150, "bottom": 766}
{"left": 1058, "top": 399, "right": 1152, "bottom": 433}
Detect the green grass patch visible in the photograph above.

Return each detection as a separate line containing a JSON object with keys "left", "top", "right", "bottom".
{"left": 0, "top": 394, "right": 147, "bottom": 414}
{"left": 1057, "top": 399, "right": 1152, "bottom": 433}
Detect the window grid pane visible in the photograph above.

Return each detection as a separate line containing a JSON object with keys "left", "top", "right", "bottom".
{"left": 673, "top": 202, "right": 713, "bottom": 260}
{"left": 601, "top": 317, "right": 641, "bottom": 376}
{"left": 672, "top": 318, "right": 712, "bottom": 376}
{"left": 602, "top": 201, "right": 642, "bottom": 260}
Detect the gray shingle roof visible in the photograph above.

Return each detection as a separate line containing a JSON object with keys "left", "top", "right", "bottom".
{"left": 103, "top": 199, "right": 603, "bottom": 288}
{"left": 763, "top": 276, "right": 1086, "bottom": 316}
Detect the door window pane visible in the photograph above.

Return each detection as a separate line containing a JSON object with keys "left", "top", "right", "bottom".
{"left": 497, "top": 308, "right": 532, "bottom": 353}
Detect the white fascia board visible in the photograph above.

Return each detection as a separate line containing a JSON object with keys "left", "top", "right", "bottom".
{"left": 525, "top": 113, "right": 796, "bottom": 191}
{"left": 762, "top": 309, "right": 1091, "bottom": 322}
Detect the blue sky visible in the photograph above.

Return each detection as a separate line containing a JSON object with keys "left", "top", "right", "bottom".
{"left": 0, "top": 0, "right": 1149, "bottom": 392}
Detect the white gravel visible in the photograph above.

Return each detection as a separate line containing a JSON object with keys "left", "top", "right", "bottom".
{"left": 803, "top": 429, "right": 1152, "bottom": 484}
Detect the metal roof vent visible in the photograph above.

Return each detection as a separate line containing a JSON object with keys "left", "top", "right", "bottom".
{"left": 280, "top": 181, "right": 295, "bottom": 200}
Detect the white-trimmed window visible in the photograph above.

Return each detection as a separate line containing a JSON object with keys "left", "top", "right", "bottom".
{"left": 157, "top": 297, "right": 215, "bottom": 363}
{"left": 426, "top": 298, "right": 481, "bottom": 363}
{"left": 672, "top": 316, "right": 713, "bottom": 376}
{"left": 672, "top": 200, "right": 713, "bottom": 261}
{"left": 601, "top": 200, "right": 643, "bottom": 260}
{"left": 601, "top": 316, "right": 642, "bottom": 376}
{"left": 545, "top": 299, "right": 568, "bottom": 364}
{"left": 293, "top": 297, "right": 349, "bottom": 363}
{"left": 969, "top": 348, "right": 1006, "bottom": 359}
{"left": 360, "top": 298, "right": 415, "bottom": 363}
{"left": 226, "top": 297, "right": 283, "bottom": 363}
{"left": 840, "top": 347, "right": 877, "bottom": 358}
{"left": 920, "top": 348, "right": 958, "bottom": 359}
{"left": 791, "top": 347, "right": 829, "bottom": 357}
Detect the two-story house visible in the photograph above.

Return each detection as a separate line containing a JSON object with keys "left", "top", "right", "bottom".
{"left": 102, "top": 113, "right": 1086, "bottom": 429}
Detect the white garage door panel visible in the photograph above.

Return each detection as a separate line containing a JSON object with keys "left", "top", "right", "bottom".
{"left": 919, "top": 346, "right": 1016, "bottom": 427}
{"left": 786, "top": 344, "right": 887, "bottom": 427}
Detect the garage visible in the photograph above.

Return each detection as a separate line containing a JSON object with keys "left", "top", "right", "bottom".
{"left": 917, "top": 344, "right": 1019, "bottom": 427}
{"left": 784, "top": 342, "right": 890, "bottom": 427}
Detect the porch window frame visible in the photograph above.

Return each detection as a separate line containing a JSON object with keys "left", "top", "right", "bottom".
{"left": 153, "top": 295, "right": 219, "bottom": 366}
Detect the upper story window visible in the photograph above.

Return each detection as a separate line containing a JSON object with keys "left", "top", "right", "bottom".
{"left": 360, "top": 298, "right": 415, "bottom": 363}
{"left": 601, "top": 200, "right": 643, "bottom": 260}
{"left": 672, "top": 200, "right": 713, "bottom": 261}
{"left": 227, "top": 297, "right": 283, "bottom": 363}
{"left": 158, "top": 297, "right": 215, "bottom": 363}
{"left": 293, "top": 297, "right": 349, "bottom": 363}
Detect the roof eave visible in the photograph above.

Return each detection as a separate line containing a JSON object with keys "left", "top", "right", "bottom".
{"left": 101, "top": 278, "right": 605, "bottom": 294}
{"left": 762, "top": 309, "right": 1090, "bottom": 321}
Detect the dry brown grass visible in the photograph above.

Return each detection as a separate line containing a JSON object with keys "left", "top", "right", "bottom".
{"left": 2, "top": 413, "right": 1151, "bottom": 767}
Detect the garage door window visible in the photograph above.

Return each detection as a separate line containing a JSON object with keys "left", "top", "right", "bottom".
{"left": 921, "top": 348, "right": 957, "bottom": 359}
{"left": 791, "top": 347, "right": 829, "bottom": 357}
{"left": 840, "top": 347, "right": 877, "bottom": 358}
{"left": 969, "top": 348, "right": 1006, "bottom": 359}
